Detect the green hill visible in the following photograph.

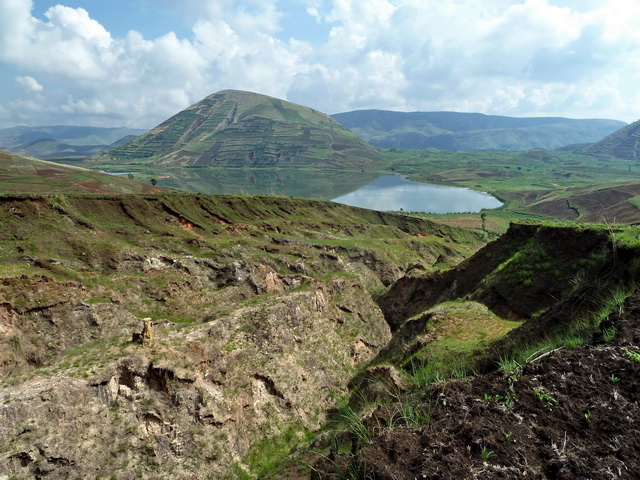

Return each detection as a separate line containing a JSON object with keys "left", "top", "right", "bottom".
{"left": 6, "top": 138, "right": 110, "bottom": 160}
{"left": 331, "top": 110, "right": 625, "bottom": 151}
{"left": 0, "top": 125, "right": 145, "bottom": 159}
{"left": 581, "top": 118, "right": 640, "bottom": 160}
{"left": 0, "top": 150, "right": 162, "bottom": 194}
{"left": 94, "top": 90, "right": 383, "bottom": 168}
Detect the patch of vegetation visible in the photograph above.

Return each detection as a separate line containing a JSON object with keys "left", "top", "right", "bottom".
{"left": 532, "top": 387, "right": 557, "bottom": 408}
{"left": 231, "top": 421, "right": 314, "bottom": 479}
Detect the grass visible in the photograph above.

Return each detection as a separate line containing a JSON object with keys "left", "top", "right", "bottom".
{"left": 400, "top": 301, "right": 523, "bottom": 386}
{"left": 480, "top": 446, "right": 497, "bottom": 460}
{"left": 233, "top": 422, "right": 314, "bottom": 479}
{"left": 627, "top": 350, "right": 640, "bottom": 362}
{"left": 387, "top": 393, "right": 432, "bottom": 428}
{"left": 494, "top": 282, "right": 635, "bottom": 374}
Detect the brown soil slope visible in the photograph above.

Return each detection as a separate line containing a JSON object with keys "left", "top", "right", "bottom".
{"left": 315, "top": 292, "right": 640, "bottom": 479}
{"left": 519, "top": 183, "right": 640, "bottom": 224}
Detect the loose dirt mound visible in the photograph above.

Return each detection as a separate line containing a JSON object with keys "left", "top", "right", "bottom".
{"left": 313, "top": 293, "right": 640, "bottom": 479}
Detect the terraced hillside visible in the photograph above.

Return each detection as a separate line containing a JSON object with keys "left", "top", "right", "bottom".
{"left": 582, "top": 118, "right": 640, "bottom": 160}
{"left": 95, "top": 90, "right": 383, "bottom": 168}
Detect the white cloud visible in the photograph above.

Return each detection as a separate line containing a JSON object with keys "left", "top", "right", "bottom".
{"left": 1, "top": 0, "right": 640, "bottom": 128}
{"left": 291, "top": 0, "right": 640, "bottom": 121}
{"left": 15, "top": 75, "right": 43, "bottom": 92}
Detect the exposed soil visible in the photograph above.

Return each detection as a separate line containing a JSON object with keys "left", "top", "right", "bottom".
{"left": 521, "top": 183, "right": 640, "bottom": 224}
{"left": 311, "top": 293, "right": 640, "bottom": 479}
{"left": 0, "top": 194, "right": 483, "bottom": 479}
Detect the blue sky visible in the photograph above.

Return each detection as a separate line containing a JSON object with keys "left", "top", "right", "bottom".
{"left": 1, "top": 0, "right": 639, "bottom": 129}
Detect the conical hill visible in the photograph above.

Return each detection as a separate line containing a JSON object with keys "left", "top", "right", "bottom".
{"left": 96, "top": 90, "right": 383, "bottom": 168}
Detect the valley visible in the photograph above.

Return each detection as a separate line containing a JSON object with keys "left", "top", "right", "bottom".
{"left": 0, "top": 193, "right": 483, "bottom": 478}
{"left": 1, "top": 89, "right": 640, "bottom": 479}
{"left": 1, "top": 193, "right": 639, "bottom": 478}
{"left": 51, "top": 89, "right": 640, "bottom": 225}
{"left": 85, "top": 144, "right": 640, "bottom": 227}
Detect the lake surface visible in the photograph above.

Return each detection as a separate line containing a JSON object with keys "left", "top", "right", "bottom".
{"left": 145, "top": 168, "right": 381, "bottom": 200}
{"left": 332, "top": 175, "right": 502, "bottom": 213}
{"left": 92, "top": 166, "right": 502, "bottom": 214}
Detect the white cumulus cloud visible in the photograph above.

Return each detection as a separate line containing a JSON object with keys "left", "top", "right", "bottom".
{"left": 0, "top": 0, "right": 639, "bottom": 128}
{"left": 15, "top": 75, "right": 43, "bottom": 92}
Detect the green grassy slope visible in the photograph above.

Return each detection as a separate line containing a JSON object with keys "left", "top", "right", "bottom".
{"left": 0, "top": 150, "right": 162, "bottom": 194}
{"left": 385, "top": 148, "right": 640, "bottom": 224}
{"left": 331, "top": 110, "right": 625, "bottom": 151}
{"left": 271, "top": 220, "right": 640, "bottom": 479}
{"left": 94, "top": 90, "right": 383, "bottom": 168}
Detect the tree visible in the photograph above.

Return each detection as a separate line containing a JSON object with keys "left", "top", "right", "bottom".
{"left": 150, "top": 178, "right": 157, "bottom": 186}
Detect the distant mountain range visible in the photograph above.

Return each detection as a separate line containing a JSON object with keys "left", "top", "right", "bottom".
{"left": 331, "top": 110, "right": 626, "bottom": 151}
{"left": 2, "top": 95, "right": 632, "bottom": 168}
{"left": 0, "top": 126, "right": 145, "bottom": 159}
{"left": 95, "top": 90, "right": 383, "bottom": 168}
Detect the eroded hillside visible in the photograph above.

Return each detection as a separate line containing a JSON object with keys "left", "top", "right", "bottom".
{"left": 279, "top": 222, "right": 640, "bottom": 479}
{"left": 3, "top": 193, "right": 639, "bottom": 479}
{"left": 0, "top": 193, "right": 482, "bottom": 479}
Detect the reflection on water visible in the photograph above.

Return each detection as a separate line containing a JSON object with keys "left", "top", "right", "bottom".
{"left": 95, "top": 166, "right": 501, "bottom": 214}
{"left": 156, "top": 168, "right": 380, "bottom": 200}
{"left": 331, "top": 175, "right": 502, "bottom": 213}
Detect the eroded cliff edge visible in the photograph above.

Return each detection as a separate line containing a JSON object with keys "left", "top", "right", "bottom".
{"left": 0, "top": 193, "right": 483, "bottom": 479}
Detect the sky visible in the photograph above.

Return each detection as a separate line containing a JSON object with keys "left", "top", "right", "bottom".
{"left": 0, "top": 0, "right": 639, "bottom": 129}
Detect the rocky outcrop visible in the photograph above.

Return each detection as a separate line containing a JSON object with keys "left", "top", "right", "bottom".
{"left": 0, "top": 193, "right": 479, "bottom": 478}
{"left": 0, "top": 276, "right": 390, "bottom": 478}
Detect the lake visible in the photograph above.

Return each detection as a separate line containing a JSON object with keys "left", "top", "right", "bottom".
{"left": 332, "top": 175, "right": 502, "bottom": 213}
{"left": 95, "top": 166, "right": 502, "bottom": 213}
{"left": 147, "top": 168, "right": 381, "bottom": 200}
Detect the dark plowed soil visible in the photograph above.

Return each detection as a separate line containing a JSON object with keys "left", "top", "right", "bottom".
{"left": 312, "top": 294, "right": 640, "bottom": 479}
